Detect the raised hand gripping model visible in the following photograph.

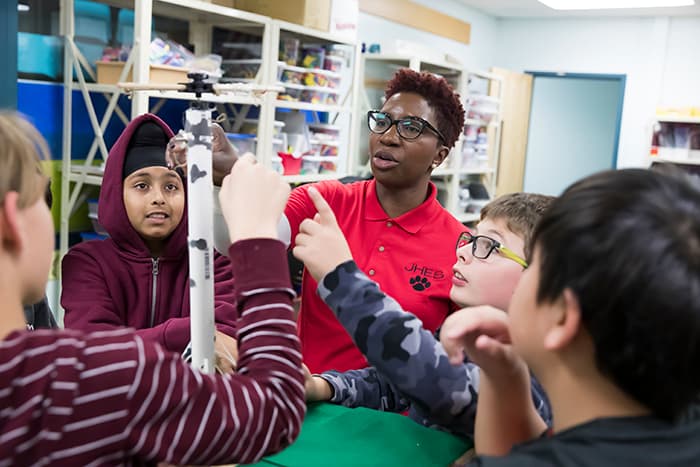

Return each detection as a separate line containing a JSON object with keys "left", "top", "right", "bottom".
{"left": 119, "top": 74, "right": 283, "bottom": 373}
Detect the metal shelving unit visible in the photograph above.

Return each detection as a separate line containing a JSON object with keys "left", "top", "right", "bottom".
{"left": 457, "top": 69, "right": 503, "bottom": 222}
{"left": 649, "top": 114, "right": 700, "bottom": 167}
{"left": 59, "top": 0, "right": 361, "bottom": 264}
{"left": 266, "top": 19, "right": 362, "bottom": 178}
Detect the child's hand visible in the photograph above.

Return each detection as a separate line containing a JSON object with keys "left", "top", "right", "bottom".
{"left": 211, "top": 123, "right": 239, "bottom": 185}
{"left": 219, "top": 154, "right": 290, "bottom": 243}
{"left": 303, "top": 363, "right": 333, "bottom": 401}
{"left": 440, "top": 305, "right": 527, "bottom": 380}
{"left": 292, "top": 187, "right": 352, "bottom": 281}
{"left": 165, "top": 123, "right": 238, "bottom": 186}
{"left": 214, "top": 330, "right": 238, "bottom": 374}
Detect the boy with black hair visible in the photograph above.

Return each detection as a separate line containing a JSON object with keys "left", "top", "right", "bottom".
{"left": 0, "top": 113, "right": 305, "bottom": 465}
{"left": 297, "top": 189, "right": 554, "bottom": 438}
{"left": 440, "top": 168, "right": 700, "bottom": 466}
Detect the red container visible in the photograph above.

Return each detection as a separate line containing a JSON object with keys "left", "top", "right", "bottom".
{"left": 279, "top": 152, "right": 303, "bottom": 175}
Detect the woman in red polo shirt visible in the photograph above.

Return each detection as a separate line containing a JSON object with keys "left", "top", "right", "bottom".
{"left": 284, "top": 69, "right": 466, "bottom": 373}
{"left": 167, "top": 68, "right": 467, "bottom": 374}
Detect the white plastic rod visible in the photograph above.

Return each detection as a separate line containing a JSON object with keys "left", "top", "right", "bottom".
{"left": 185, "top": 106, "right": 216, "bottom": 374}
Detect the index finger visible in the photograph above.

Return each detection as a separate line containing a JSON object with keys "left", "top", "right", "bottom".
{"left": 307, "top": 186, "right": 337, "bottom": 225}
{"left": 234, "top": 153, "right": 256, "bottom": 169}
{"left": 441, "top": 307, "right": 510, "bottom": 347}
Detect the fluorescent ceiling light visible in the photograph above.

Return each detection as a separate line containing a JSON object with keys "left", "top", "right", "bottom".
{"left": 538, "top": 0, "right": 694, "bottom": 9}
{"left": 18, "top": 3, "right": 30, "bottom": 12}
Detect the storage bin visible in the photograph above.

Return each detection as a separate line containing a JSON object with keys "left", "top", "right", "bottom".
{"left": 324, "top": 56, "right": 344, "bottom": 73}
{"left": 277, "top": 63, "right": 342, "bottom": 91}
{"left": 286, "top": 133, "right": 311, "bottom": 157}
{"left": 308, "top": 123, "right": 340, "bottom": 134}
{"left": 273, "top": 136, "right": 287, "bottom": 155}
{"left": 320, "top": 158, "right": 338, "bottom": 173}
{"left": 271, "top": 155, "right": 284, "bottom": 174}
{"left": 280, "top": 69, "right": 305, "bottom": 85}
{"left": 17, "top": 33, "right": 63, "bottom": 80}
{"left": 300, "top": 89, "right": 325, "bottom": 105}
{"left": 300, "top": 46, "right": 325, "bottom": 69}
{"left": 279, "top": 37, "right": 300, "bottom": 65}
{"left": 309, "top": 132, "right": 339, "bottom": 157}
{"left": 278, "top": 86, "right": 303, "bottom": 102}
{"left": 238, "top": 119, "right": 286, "bottom": 137}
{"left": 96, "top": 61, "right": 189, "bottom": 85}
{"left": 222, "top": 59, "right": 262, "bottom": 81}
{"left": 299, "top": 155, "right": 338, "bottom": 174}
{"left": 279, "top": 84, "right": 338, "bottom": 105}
{"left": 226, "top": 133, "right": 257, "bottom": 155}
{"left": 303, "top": 71, "right": 340, "bottom": 89}
{"left": 309, "top": 124, "right": 340, "bottom": 153}
{"left": 300, "top": 156, "right": 323, "bottom": 174}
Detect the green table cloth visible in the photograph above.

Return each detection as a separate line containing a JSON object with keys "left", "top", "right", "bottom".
{"left": 246, "top": 402, "right": 473, "bottom": 466}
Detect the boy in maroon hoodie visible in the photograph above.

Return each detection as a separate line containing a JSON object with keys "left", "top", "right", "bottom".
{"left": 0, "top": 112, "right": 304, "bottom": 465}
{"left": 62, "top": 114, "right": 238, "bottom": 367}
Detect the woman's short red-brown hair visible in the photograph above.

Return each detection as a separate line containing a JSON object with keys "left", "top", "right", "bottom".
{"left": 385, "top": 68, "right": 465, "bottom": 149}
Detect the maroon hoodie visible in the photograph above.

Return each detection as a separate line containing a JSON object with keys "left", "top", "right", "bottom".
{"left": 62, "top": 113, "right": 237, "bottom": 352}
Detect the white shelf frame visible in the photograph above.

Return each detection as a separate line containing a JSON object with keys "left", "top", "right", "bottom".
{"left": 59, "top": 0, "right": 362, "bottom": 274}
{"left": 262, "top": 19, "right": 361, "bottom": 180}
{"left": 59, "top": 0, "right": 274, "bottom": 262}
{"left": 655, "top": 115, "right": 700, "bottom": 124}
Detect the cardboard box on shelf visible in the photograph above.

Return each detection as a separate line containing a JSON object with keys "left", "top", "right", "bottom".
{"left": 96, "top": 61, "right": 189, "bottom": 85}
{"left": 235, "top": 0, "right": 331, "bottom": 32}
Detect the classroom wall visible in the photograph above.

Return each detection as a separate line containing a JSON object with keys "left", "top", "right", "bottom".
{"left": 493, "top": 16, "right": 700, "bottom": 168}
{"left": 361, "top": 3, "right": 700, "bottom": 169}
{"left": 358, "top": 0, "right": 499, "bottom": 70}
{"left": 658, "top": 17, "right": 700, "bottom": 107}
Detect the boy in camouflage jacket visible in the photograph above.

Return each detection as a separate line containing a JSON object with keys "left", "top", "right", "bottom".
{"left": 295, "top": 188, "right": 553, "bottom": 437}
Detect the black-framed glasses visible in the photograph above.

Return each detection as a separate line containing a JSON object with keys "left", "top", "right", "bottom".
{"left": 455, "top": 232, "right": 528, "bottom": 268}
{"left": 367, "top": 110, "right": 446, "bottom": 144}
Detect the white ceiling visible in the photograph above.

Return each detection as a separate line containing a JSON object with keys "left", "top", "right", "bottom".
{"left": 456, "top": 0, "right": 700, "bottom": 18}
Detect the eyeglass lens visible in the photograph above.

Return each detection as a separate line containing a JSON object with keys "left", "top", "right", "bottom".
{"left": 369, "top": 112, "right": 425, "bottom": 139}
{"left": 456, "top": 233, "right": 497, "bottom": 259}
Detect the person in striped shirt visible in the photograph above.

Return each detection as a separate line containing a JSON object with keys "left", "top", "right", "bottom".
{"left": 0, "top": 113, "right": 305, "bottom": 466}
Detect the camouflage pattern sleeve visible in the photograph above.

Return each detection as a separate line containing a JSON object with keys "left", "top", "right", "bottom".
{"left": 317, "top": 260, "right": 482, "bottom": 434}
{"left": 318, "top": 367, "right": 410, "bottom": 412}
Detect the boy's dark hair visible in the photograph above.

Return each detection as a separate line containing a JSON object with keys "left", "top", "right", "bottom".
{"left": 480, "top": 193, "right": 555, "bottom": 260}
{"left": 531, "top": 168, "right": 700, "bottom": 420}
{"left": 385, "top": 69, "right": 465, "bottom": 149}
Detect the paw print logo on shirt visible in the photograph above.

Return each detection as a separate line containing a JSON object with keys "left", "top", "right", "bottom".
{"left": 410, "top": 275, "right": 431, "bottom": 291}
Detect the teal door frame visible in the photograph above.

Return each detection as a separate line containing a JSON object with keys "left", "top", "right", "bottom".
{"left": 525, "top": 71, "right": 626, "bottom": 168}
{"left": 1, "top": 0, "right": 18, "bottom": 109}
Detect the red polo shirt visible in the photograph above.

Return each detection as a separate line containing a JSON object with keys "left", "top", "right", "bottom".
{"left": 285, "top": 179, "right": 465, "bottom": 373}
